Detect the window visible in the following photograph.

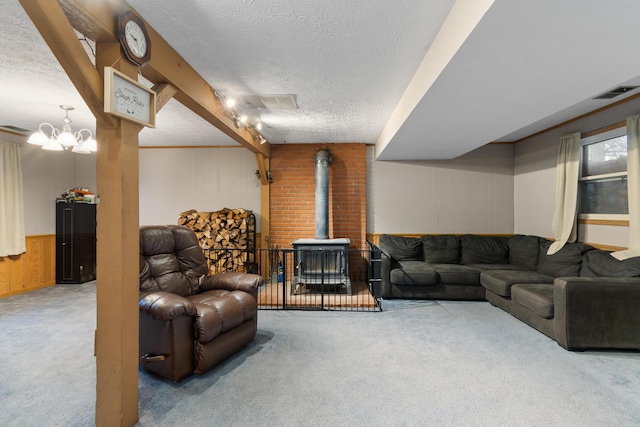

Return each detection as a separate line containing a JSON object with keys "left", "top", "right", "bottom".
{"left": 579, "top": 127, "right": 628, "bottom": 216}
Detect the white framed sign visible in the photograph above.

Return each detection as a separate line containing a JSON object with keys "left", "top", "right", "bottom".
{"left": 104, "top": 66, "right": 156, "bottom": 128}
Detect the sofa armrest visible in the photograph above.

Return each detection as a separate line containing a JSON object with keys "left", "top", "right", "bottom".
{"left": 380, "top": 252, "right": 393, "bottom": 297}
{"left": 199, "top": 271, "right": 263, "bottom": 300}
{"left": 553, "top": 277, "right": 640, "bottom": 350}
{"left": 139, "top": 291, "right": 197, "bottom": 321}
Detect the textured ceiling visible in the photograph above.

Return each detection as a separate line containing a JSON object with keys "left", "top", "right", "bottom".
{"left": 126, "top": 0, "right": 457, "bottom": 146}
{"left": 0, "top": 2, "right": 93, "bottom": 134}
{"left": 3, "top": 0, "right": 640, "bottom": 159}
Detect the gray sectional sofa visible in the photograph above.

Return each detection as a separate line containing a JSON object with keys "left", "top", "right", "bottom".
{"left": 377, "top": 234, "right": 640, "bottom": 350}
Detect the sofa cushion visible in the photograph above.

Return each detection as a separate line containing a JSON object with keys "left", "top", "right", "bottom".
{"left": 421, "top": 235, "right": 460, "bottom": 263}
{"left": 511, "top": 284, "right": 554, "bottom": 319}
{"left": 428, "top": 264, "right": 480, "bottom": 285}
{"left": 508, "top": 235, "right": 542, "bottom": 271}
{"left": 390, "top": 261, "right": 439, "bottom": 285}
{"left": 537, "top": 241, "right": 594, "bottom": 277}
{"left": 481, "top": 270, "right": 553, "bottom": 297}
{"left": 379, "top": 235, "right": 423, "bottom": 261}
{"left": 465, "top": 264, "right": 527, "bottom": 272}
{"left": 580, "top": 250, "right": 640, "bottom": 277}
{"left": 460, "top": 235, "right": 509, "bottom": 265}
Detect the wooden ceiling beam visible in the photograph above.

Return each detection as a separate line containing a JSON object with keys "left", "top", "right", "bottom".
{"left": 153, "top": 83, "right": 178, "bottom": 112}
{"left": 54, "top": 0, "right": 270, "bottom": 157}
{"left": 255, "top": 153, "right": 270, "bottom": 186}
{"left": 142, "top": 26, "right": 270, "bottom": 157}
{"left": 19, "top": 0, "right": 117, "bottom": 129}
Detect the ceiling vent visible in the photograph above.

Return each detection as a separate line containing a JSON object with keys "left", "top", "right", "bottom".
{"left": 0, "top": 125, "right": 31, "bottom": 134}
{"left": 243, "top": 94, "right": 298, "bottom": 109}
{"left": 593, "top": 86, "right": 639, "bottom": 100}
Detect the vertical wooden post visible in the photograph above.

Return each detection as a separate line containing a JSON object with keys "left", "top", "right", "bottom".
{"left": 94, "top": 43, "right": 140, "bottom": 427}
{"left": 256, "top": 154, "right": 271, "bottom": 279}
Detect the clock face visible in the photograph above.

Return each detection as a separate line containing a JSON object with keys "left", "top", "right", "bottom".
{"left": 125, "top": 20, "right": 147, "bottom": 58}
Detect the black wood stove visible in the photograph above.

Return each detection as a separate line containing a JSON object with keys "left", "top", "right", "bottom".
{"left": 292, "top": 238, "right": 351, "bottom": 295}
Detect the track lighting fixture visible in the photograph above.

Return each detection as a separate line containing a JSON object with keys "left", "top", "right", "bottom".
{"left": 215, "top": 91, "right": 268, "bottom": 146}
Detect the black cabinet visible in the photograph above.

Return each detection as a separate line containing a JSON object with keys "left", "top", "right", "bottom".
{"left": 56, "top": 202, "right": 96, "bottom": 284}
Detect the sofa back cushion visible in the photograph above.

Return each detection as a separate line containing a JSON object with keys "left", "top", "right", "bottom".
{"left": 421, "top": 235, "right": 460, "bottom": 263}
{"left": 140, "top": 225, "right": 209, "bottom": 296}
{"left": 580, "top": 250, "right": 640, "bottom": 277}
{"left": 508, "top": 235, "right": 542, "bottom": 271}
{"left": 536, "top": 240, "right": 593, "bottom": 277}
{"left": 460, "top": 235, "right": 509, "bottom": 265}
{"left": 379, "top": 234, "right": 423, "bottom": 261}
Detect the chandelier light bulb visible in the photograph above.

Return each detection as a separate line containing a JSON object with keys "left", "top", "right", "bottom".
{"left": 42, "top": 139, "right": 64, "bottom": 151}
{"left": 82, "top": 136, "right": 97, "bottom": 152}
{"left": 57, "top": 130, "right": 77, "bottom": 147}
{"left": 27, "top": 130, "right": 49, "bottom": 146}
{"left": 72, "top": 143, "right": 91, "bottom": 154}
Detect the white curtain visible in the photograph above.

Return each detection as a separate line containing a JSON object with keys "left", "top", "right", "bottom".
{"left": 612, "top": 114, "right": 640, "bottom": 260}
{"left": 0, "top": 141, "right": 26, "bottom": 257}
{"left": 547, "top": 132, "right": 581, "bottom": 255}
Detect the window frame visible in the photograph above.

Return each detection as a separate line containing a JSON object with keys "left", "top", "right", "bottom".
{"left": 578, "top": 126, "right": 629, "bottom": 221}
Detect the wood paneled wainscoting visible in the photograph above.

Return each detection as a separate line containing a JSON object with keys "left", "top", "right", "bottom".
{"left": 0, "top": 234, "right": 56, "bottom": 298}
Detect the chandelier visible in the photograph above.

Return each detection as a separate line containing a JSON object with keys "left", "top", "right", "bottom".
{"left": 27, "top": 105, "right": 97, "bottom": 154}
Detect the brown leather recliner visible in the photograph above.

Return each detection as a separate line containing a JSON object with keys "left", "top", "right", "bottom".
{"left": 138, "top": 224, "right": 262, "bottom": 382}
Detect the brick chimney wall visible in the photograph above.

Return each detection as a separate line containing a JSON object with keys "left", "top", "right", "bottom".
{"left": 269, "top": 143, "right": 367, "bottom": 250}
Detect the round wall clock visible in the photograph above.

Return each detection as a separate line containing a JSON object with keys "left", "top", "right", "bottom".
{"left": 117, "top": 11, "right": 151, "bottom": 67}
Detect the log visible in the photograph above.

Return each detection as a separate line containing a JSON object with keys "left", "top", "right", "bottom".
{"left": 178, "top": 208, "right": 255, "bottom": 274}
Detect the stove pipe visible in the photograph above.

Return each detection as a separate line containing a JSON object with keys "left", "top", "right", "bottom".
{"left": 315, "top": 150, "right": 331, "bottom": 239}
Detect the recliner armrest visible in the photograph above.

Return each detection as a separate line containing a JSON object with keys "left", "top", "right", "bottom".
{"left": 199, "top": 272, "right": 263, "bottom": 299}
{"left": 139, "top": 291, "right": 197, "bottom": 320}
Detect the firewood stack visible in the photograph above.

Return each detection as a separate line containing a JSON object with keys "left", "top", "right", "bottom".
{"left": 178, "top": 208, "right": 256, "bottom": 274}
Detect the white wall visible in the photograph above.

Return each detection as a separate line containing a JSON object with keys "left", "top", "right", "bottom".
{"left": 19, "top": 98, "right": 638, "bottom": 246}
{"left": 514, "top": 97, "right": 640, "bottom": 247}
{"left": 139, "top": 147, "right": 262, "bottom": 230}
{"left": 17, "top": 137, "right": 261, "bottom": 235}
{"left": 16, "top": 133, "right": 96, "bottom": 236}
{"left": 369, "top": 143, "right": 514, "bottom": 234}
{"left": 512, "top": 132, "right": 557, "bottom": 239}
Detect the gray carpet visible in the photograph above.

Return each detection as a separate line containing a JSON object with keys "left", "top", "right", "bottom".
{"left": 1, "top": 282, "right": 639, "bottom": 426}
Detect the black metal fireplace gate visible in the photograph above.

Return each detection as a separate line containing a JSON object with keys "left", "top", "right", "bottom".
{"left": 204, "top": 244, "right": 381, "bottom": 311}
{"left": 259, "top": 246, "right": 381, "bottom": 311}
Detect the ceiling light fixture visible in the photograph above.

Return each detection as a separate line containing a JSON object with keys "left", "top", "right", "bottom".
{"left": 214, "top": 90, "right": 269, "bottom": 146}
{"left": 27, "top": 105, "right": 96, "bottom": 154}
